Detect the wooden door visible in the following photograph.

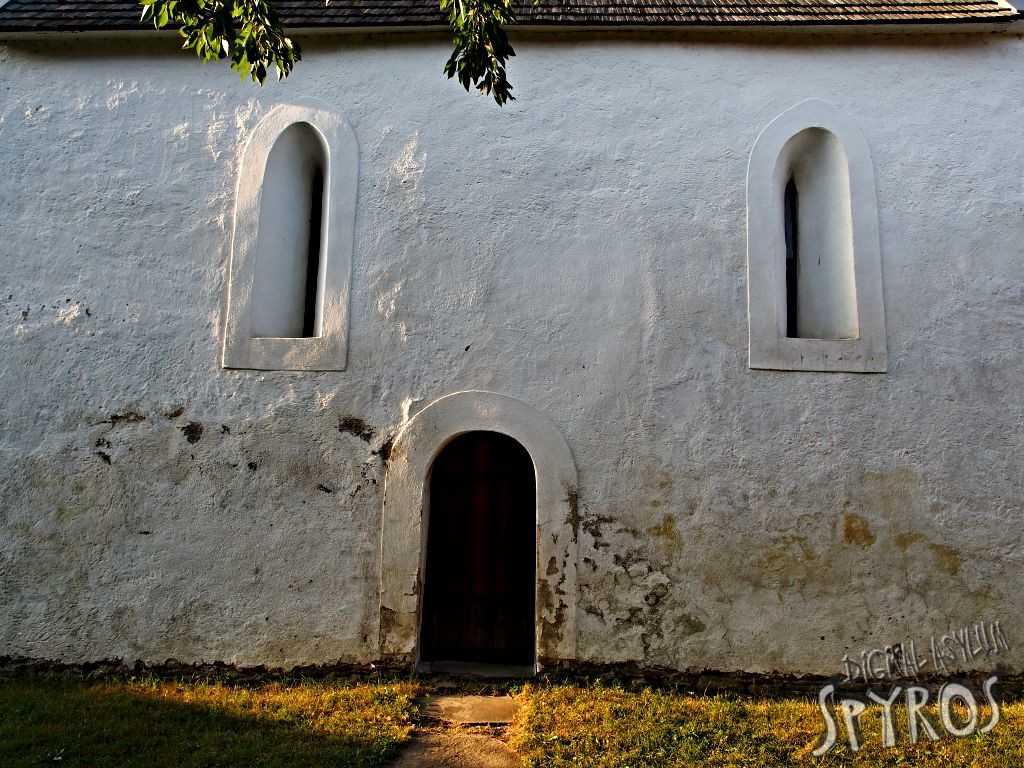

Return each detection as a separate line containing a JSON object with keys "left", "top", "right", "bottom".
{"left": 419, "top": 431, "right": 536, "bottom": 665}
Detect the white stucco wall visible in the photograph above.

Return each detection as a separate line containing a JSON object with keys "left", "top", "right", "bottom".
{"left": 0, "top": 28, "right": 1021, "bottom": 675}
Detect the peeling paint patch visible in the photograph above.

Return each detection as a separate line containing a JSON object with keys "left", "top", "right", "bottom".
{"left": 56, "top": 304, "right": 80, "bottom": 324}
{"left": 581, "top": 512, "right": 615, "bottom": 550}
{"left": 373, "top": 436, "right": 394, "bottom": 464}
{"left": 181, "top": 422, "right": 203, "bottom": 444}
{"left": 538, "top": 575, "right": 567, "bottom": 655}
{"left": 564, "top": 483, "right": 580, "bottom": 537}
{"left": 379, "top": 606, "right": 399, "bottom": 647}
{"left": 339, "top": 416, "right": 374, "bottom": 442}
{"left": 675, "top": 613, "right": 707, "bottom": 636}
{"left": 163, "top": 404, "right": 187, "bottom": 419}
{"left": 109, "top": 411, "right": 145, "bottom": 427}
{"left": 644, "top": 583, "right": 668, "bottom": 607}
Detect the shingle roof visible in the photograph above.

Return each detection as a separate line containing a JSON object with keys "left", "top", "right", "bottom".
{"left": 0, "top": 0, "right": 1017, "bottom": 31}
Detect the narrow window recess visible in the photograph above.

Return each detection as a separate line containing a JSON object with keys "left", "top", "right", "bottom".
{"left": 250, "top": 122, "right": 326, "bottom": 340}
{"left": 302, "top": 166, "right": 325, "bottom": 338}
{"left": 746, "top": 100, "right": 886, "bottom": 373}
{"left": 222, "top": 101, "right": 358, "bottom": 372}
{"left": 778, "top": 128, "right": 859, "bottom": 342}
{"left": 784, "top": 176, "right": 799, "bottom": 338}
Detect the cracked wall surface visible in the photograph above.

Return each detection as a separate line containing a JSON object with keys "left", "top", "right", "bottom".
{"left": 0, "top": 30, "right": 1022, "bottom": 674}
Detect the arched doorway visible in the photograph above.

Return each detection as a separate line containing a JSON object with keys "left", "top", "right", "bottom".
{"left": 379, "top": 390, "right": 578, "bottom": 669}
{"left": 419, "top": 431, "right": 536, "bottom": 667}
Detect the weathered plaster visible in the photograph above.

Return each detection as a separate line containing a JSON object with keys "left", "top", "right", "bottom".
{"left": 0, "top": 30, "right": 1021, "bottom": 675}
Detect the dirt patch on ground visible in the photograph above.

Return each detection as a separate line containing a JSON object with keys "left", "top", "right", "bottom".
{"left": 386, "top": 727, "right": 522, "bottom": 768}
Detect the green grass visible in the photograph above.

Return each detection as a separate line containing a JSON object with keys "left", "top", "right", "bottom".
{"left": 510, "top": 683, "right": 1024, "bottom": 767}
{"left": 0, "top": 676, "right": 417, "bottom": 768}
{"left": 4, "top": 675, "right": 1023, "bottom": 767}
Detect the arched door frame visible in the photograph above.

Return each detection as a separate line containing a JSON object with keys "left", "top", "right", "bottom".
{"left": 379, "top": 391, "right": 578, "bottom": 670}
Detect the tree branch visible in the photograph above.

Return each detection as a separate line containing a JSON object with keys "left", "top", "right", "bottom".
{"left": 141, "top": 0, "right": 299, "bottom": 83}
{"left": 140, "top": 0, "right": 520, "bottom": 104}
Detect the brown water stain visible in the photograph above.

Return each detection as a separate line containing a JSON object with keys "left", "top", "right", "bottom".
{"left": 648, "top": 513, "right": 683, "bottom": 555}
{"left": 894, "top": 532, "right": 961, "bottom": 575}
{"left": 843, "top": 513, "right": 875, "bottom": 547}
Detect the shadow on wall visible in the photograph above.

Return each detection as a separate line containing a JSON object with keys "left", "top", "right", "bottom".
{"left": 0, "top": 676, "right": 415, "bottom": 768}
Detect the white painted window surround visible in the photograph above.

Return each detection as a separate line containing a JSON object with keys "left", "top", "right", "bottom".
{"left": 747, "top": 100, "right": 887, "bottom": 373}
{"left": 222, "top": 101, "right": 358, "bottom": 371}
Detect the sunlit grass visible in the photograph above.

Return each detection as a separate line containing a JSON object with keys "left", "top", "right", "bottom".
{"left": 511, "top": 683, "right": 1024, "bottom": 767}
{"left": 6, "top": 674, "right": 1023, "bottom": 767}
{"left": 0, "top": 676, "right": 418, "bottom": 768}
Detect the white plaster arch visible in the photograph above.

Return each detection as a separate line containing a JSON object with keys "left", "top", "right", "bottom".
{"left": 379, "top": 391, "right": 579, "bottom": 670}
{"left": 747, "top": 99, "right": 887, "bottom": 372}
{"left": 222, "top": 100, "right": 358, "bottom": 371}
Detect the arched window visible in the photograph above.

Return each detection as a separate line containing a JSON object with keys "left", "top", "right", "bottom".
{"left": 747, "top": 100, "right": 886, "bottom": 372}
{"left": 222, "top": 101, "right": 358, "bottom": 370}
{"left": 250, "top": 122, "right": 326, "bottom": 340}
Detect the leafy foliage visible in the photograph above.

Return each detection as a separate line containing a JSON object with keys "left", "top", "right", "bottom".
{"left": 141, "top": 0, "right": 521, "bottom": 104}
{"left": 141, "top": 0, "right": 300, "bottom": 83}
{"left": 441, "top": 0, "right": 518, "bottom": 105}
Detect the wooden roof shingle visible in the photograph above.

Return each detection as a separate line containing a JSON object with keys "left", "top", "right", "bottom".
{"left": 0, "top": 0, "right": 1017, "bottom": 31}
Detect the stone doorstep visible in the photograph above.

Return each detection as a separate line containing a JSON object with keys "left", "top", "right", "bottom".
{"left": 386, "top": 731, "right": 522, "bottom": 768}
{"left": 419, "top": 694, "right": 520, "bottom": 725}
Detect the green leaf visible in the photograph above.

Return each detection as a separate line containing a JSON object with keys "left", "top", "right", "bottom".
{"left": 441, "top": 0, "right": 517, "bottom": 104}
{"left": 142, "top": 0, "right": 519, "bottom": 103}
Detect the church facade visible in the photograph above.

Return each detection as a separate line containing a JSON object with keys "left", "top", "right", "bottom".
{"left": 0, "top": 1, "right": 1022, "bottom": 677}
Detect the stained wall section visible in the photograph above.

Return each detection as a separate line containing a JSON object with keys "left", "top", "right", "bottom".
{"left": 0, "top": 30, "right": 1021, "bottom": 674}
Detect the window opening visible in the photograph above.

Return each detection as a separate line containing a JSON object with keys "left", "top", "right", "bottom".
{"left": 784, "top": 176, "right": 799, "bottom": 338}
{"left": 303, "top": 167, "right": 324, "bottom": 338}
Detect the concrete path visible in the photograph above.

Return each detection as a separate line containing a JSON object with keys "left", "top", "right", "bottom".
{"left": 386, "top": 695, "right": 523, "bottom": 768}
{"left": 420, "top": 695, "right": 519, "bottom": 725}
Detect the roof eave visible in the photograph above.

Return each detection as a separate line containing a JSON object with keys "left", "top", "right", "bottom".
{"left": 0, "top": 17, "right": 1019, "bottom": 39}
